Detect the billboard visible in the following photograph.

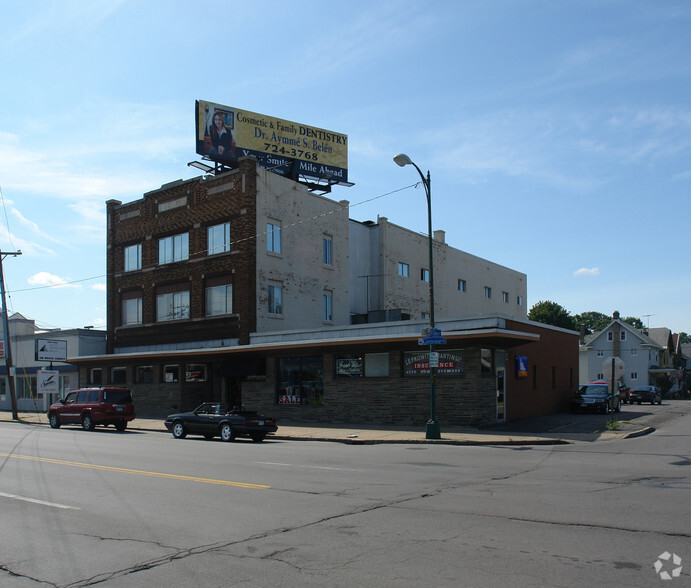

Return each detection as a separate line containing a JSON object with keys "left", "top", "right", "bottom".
{"left": 196, "top": 100, "right": 348, "bottom": 183}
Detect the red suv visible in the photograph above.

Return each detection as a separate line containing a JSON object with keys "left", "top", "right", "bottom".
{"left": 48, "top": 387, "right": 136, "bottom": 431}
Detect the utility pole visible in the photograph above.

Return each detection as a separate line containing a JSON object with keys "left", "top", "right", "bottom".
{"left": 0, "top": 250, "right": 22, "bottom": 420}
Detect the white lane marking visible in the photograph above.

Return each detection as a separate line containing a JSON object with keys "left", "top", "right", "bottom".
{"left": 0, "top": 491, "right": 81, "bottom": 510}
{"left": 255, "top": 462, "right": 364, "bottom": 472}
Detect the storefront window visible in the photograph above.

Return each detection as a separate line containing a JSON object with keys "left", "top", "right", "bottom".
{"left": 90, "top": 368, "right": 102, "bottom": 385}
{"left": 111, "top": 367, "right": 127, "bottom": 385}
{"left": 17, "top": 376, "right": 36, "bottom": 399}
{"left": 336, "top": 354, "right": 364, "bottom": 377}
{"left": 136, "top": 365, "right": 153, "bottom": 384}
{"left": 364, "top": 353, "right": 389, "bottom": 377}
{"left": 186, "top": 364, "right": 207, "bottom": 382}
{"left": 163, "top": 364, "right": 179, "bottom": 383}
{"left": 277, "top": 357, "right": 323, "bottom": 405}
{"left": 481, "top": 348, "right": 493, "bottom": 377}
{"left": 336, "top": 353, "right": 389, "bottom": 378}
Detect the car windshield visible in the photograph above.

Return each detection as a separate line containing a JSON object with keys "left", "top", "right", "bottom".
{"left": 583, "top": 385, "right": 608, "bottom": 395}
{"left": 104, "top": 389, "right": 132, "bottom": 403}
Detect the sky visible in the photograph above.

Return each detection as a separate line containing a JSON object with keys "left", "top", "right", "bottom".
{"left": 0, "top": 0, "right": 689, "bottom": 335}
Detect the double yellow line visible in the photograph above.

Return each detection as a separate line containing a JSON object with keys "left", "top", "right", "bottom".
{"left": 0, "top": 452, "right": 270, "bottom": 489}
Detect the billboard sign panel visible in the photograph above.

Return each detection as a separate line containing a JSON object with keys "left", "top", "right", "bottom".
{"left": 196, "top": 100, "right": 348, "bottom": 183}
{"left": 35, "top": 339, "right": 68, "bottom": 362}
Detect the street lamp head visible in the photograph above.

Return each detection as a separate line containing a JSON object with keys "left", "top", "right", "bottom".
{"left": 393, "top": 153, "right": 413, "bottom": 167}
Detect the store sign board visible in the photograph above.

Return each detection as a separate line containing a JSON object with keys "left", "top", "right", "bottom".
{"left": 403, "top": 350, "right": 464, "bottom": 376}
{"left": 35, "top": 339, "right": 67, "bottom": 362}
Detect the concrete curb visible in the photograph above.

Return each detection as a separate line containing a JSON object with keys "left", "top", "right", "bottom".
{"left": 272, "top": 435, "right": 570, "bottom": 446}
{"left": 623, "top": 426, "right": 656, "bottom": 439}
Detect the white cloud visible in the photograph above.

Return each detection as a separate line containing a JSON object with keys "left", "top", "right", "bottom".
{"left": 574, "top": 267, "right": 600, "bottom": 277}
{"left": 91, "top": 283, "right": 107, "bottom": 291}
{"left": 27, "top": 272, "right": 82, "bottom": 290}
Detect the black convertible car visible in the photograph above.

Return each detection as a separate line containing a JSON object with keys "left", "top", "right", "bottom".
{"left": 164, "top": 403, "right": 277, "bottom": 442}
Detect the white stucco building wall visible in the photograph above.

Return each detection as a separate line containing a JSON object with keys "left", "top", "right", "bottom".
{"left": 349, "top": 216, "right": 527, "bottom": 323}
{"left": 255, "top": 170, "right": 351, "bottom": 332}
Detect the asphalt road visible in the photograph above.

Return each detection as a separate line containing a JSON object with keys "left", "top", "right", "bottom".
{"left": 0, "top": 402, "right": 689, "bottom": 587}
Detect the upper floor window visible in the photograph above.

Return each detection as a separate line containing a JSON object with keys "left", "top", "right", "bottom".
{"left": 630, "top": 349, "right": 638, "bottom": 356}
{"left": 398, "top": 262, "right": 409, "bottom": 277}
{"left": 597, "top": 350, "right": 604, "bottom": 357}
{"left": 208, "top": 223, "right": 230, "bottom": 255}
{"left": 620, "top": 331, "right": 626, "bottom": 341}
{"left": 206, "top": 284, "right": 233, "bottom": 316}
{"left": 124, "top": 244, "right": 142, "bottom": 272}
{"left": 323, "top": 236, "right": 333, "bottom": 266}
{"left": 607, "top": 331, "right": 613, "bottom": 341}
{"left": 267, "top": 221, "right": 281, "bottom": 254}
{"left": 484, "top": 286, "right": 492, "bottom": 299}
{"left": 458, "top": 279, "right": 466, "bottom": 292}
{"left": 502, "top": 291, "right": 509, "bottom": 303}
{"left": 159, "top": 233, "right": 189, "bottom": 265}
{"left": 323, "top": 290, "right": 333, "bottom": 322}
{"left": 122, "top": 297, "right": 142, "bottom": 325}
{"left": 517, "top": 295, "right": 523, "bottom": 306}
{"left": 156, "top": 291, "right": 190, "bottom": 321}
{"left": 421, "top": 268, "right": 429, "bottom": 282}
{"left": 268, "top": 283, "right": 283, "bottom": 315}
{"left": 631, "top": 372, "right": 638, "bottom": 380}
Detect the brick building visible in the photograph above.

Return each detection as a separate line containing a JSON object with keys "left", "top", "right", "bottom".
{"left": 73, "top": 157, "right": 577, "bottom": 426}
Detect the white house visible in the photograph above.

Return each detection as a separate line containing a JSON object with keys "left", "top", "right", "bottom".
{"left": 579, "top": 311, "right": 668, "bottom": 389}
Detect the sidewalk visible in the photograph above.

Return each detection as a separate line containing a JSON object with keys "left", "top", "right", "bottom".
{"left": 1, "top": 411, "right": 653, "bottom": 445}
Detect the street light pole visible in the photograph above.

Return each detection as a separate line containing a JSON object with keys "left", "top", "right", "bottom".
{"left": 393, "top": 154, "right": 440, "bottom": 439}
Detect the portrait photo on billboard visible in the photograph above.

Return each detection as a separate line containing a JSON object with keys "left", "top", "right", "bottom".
{"left": 197, "top": 102, "right": 237, "bottom": 162}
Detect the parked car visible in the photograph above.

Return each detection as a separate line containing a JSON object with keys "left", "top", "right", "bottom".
{"left": 164, "top": 403, "right": 278, "bottom": 442}
{"left": 570, "top": 380, "right": 621, "bottom": 414}
{"left": 628, "top": 385, "right": 662, "bottom": 405}
{"left": 48, "top": 387, "right": 136, "bottom": 431}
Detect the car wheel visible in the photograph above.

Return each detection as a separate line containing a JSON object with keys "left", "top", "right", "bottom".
{"left": 203, "top": 433, "right": 215, "bottom": 440}
{"left": 82, "top": 413, "right": 95, "bottom": 431}
{"left": 115, "top": 420, "right": 127, "bottom": 432}
{"left": 657, "top": 398, "right": 662, "bottom": 405}
{"left": 251, "top": 433, "right": 267, "bottom": 442}
{"left": 220, "top": 423, "right": 235, "bottom": 442}
{"left": 48, "top": 412, "right": 61, "bottom": 429}
{"left": 172, "top": 421, "right": 187, "bottom": 439}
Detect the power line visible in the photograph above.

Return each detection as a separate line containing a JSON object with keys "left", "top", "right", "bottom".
{"left": 4, "top": 182, "right": 420, "bottom": 294}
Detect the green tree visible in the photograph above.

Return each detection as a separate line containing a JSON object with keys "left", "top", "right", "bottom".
{"left": 655, "top": 374, "right": 675, "bottom": 398}
{"left": 622, "top": 316, "right": 644, "bottom": 329}
{"left": 528, "top": 300, "right": 576, "bottom": 330}
{"left": 574, "top": 311, "right": 610, "bottom": 334}
{"left": 679, "top": 332, "right": 690, "bottom": 344}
